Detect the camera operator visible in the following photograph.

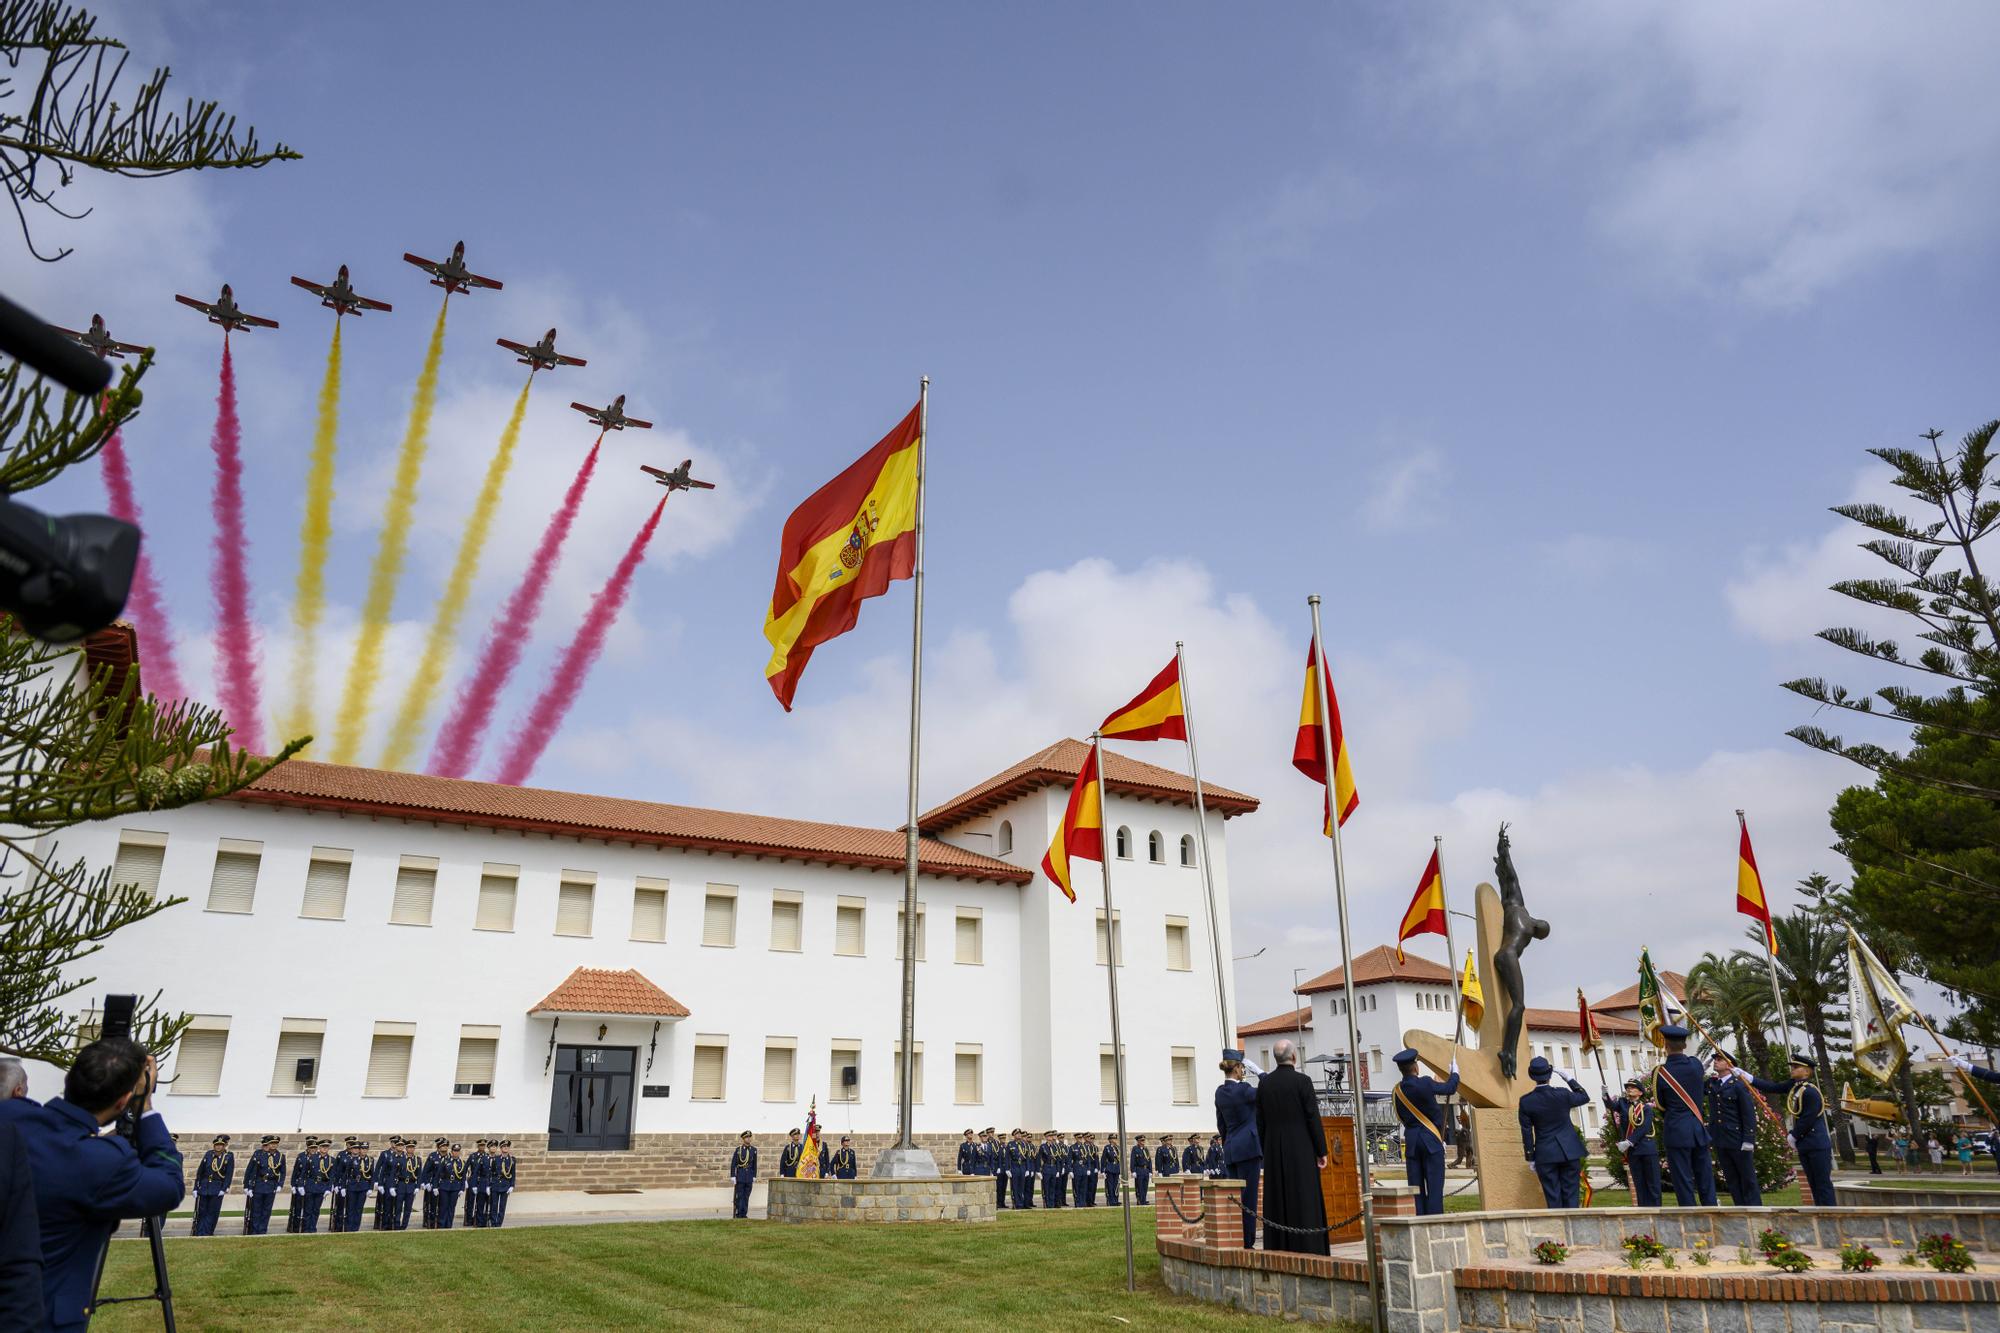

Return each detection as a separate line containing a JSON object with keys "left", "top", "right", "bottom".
{"left": 11, "top": 1038, "right": 183, "bottom": 1331}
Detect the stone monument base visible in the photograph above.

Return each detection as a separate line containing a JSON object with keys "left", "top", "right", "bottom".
{"left": 871, "top": 1145, "right": 942, "bottom": 1179}
{"left": 1467, "top": 1107, "right": 1544, "bottom": 1210}
{"left": 766, "top": 1175, "right": 995, "bottom": 1224}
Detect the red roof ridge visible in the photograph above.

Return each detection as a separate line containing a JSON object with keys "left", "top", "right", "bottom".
{"left": 1296, "top": 944, "right": 1455, "bottom": 994}
{"left": 1525, "top": 1006, "right": 1640, "bottom": 1035}
{"left": 530, "top": 966, "right": 690, "bottom": 1018}
{"left": 918, "top": 737, "right": 1258, "bottom": 833}
{"left": 1236, "top": 1007, "right": 1313, "bottom": 1039}
{"left": 1589, "top": 972, "right": 1689, "bottom": 1013}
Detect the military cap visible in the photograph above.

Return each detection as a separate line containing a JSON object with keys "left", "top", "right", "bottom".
{"left": 1393, "top": 1047, "right": 1420, "bottom": 1066}
{"left": 260, "top": 1134, "right": 278, "bottom": 1144}
{"left": 356, "top": 1141, "right": 370, "bottom": 1150}
{"left": 1660, "top": 1023, "right": 1690, "bottom": 1040}
{"left": 1527, "top": 1055, "right": 1552, "bottom": 1079}
{"left": 501, "top": 1141, "right": 511, "bottom": 1148}
{"left": 840, "top": 1136, "right": 850, "bottom": 1144}
{"left": 1789, "top": 1052, "right": 1816, "bottom": 1071}
{"left": 983, "top": 1126, "right": 995, "bottom": 1134}
{"left": 1222, "top": 1047, "right": 1246, "bottom": 1062}
{"left": 212, "top": 1134, "right": 229, "bottom": 1144}
{"left": 435, "top": 1137, "right": 449, "bottom": 1146}
{"left": 344, "top": 1136, "right": 358, "bottom": 1145}
{"left": 1708, "top": 1050, "right": 1738, "bottom": 1067}
{"left": 1134, "top": 1133, "right": 1147, "bottom": 1141}
{"left": 739, "top": 1130, "right": 753, "bottom": 1140}
{"left": 450, "top": 1143, "right": 462, "bottom": 1151}
{"left": 1624, "top": 1077, "right": 1643, "bottom": 1092}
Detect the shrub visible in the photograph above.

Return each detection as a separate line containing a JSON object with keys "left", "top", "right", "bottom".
{"left": 1756, "top": 1228, "right": 1794, "bottom": 1258}
{"left": 1624, "top": 1233, "right": 1669, "bottom": 1260}
{"left": 1531, "top": 1240, "right": 1569, "bottom": 1266}
{"left": 1917, "top": 1233, "right": 1975, "bottom": 1274}
{"left": 1838, "top": 1243, "right": 1880, "bottom": 1273}
{"left": 1768, "top": 1248, "right": 1813, "bottom": 1274}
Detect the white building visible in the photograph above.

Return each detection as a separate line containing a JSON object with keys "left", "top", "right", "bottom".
{"left": 26, "top": 726, "right": 1256, "bottom": 1186}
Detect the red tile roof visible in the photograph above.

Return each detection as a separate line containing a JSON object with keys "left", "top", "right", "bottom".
{"left": 530, "top": 967, "right": 690, "bottom": 1018}
{"left": 1296, "top": 945, "right": 1455, "bottom": 994}
{"left": 1525, "top": 1006, "right": 1640, "bottom": 1036}
{"left": 1237, "top": 1007, "right": 1313, "bottom": 1039}
{"left": 1591, "top": 972, "right": 1688, "bottom": 1013}
{"left": 231, "top": 756, "right": 1030, "bottom": 884}
{"left": 917, "top": 738, "right": 1258, "bottom": 833}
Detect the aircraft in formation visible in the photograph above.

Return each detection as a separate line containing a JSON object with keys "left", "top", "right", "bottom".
{"left": 570, "top": 394, "right": 651, "bottom": 431}
{"left": 51, "top": 314, "right": 147, "bottom": 359}
{"left": 641, "top": 459, "right": 716, "bottom": 492}
{"left": 402, "top": 240, "right": 503, "bottom": 296}
{"left": 174, "top": 284, "right": 279, "bottom": 332}
{"left": 498, "top": 327, "right": 586, "bottom": 372}
{"left": 291, "top": 265, "right": 393, "bottom": 317}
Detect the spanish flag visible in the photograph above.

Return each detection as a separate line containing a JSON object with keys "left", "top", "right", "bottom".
{"left": 1292, "top": 638, "right": 1358, "bottom": 833}
{"left": 1100, "top": 657, "right": 1186, "bottom": 742}
{"left": 1460, "top": 947, "right": 1484, "bottom": 1028}
{"left": 762, "top": 402, "right": 922, "bottom": 710}
{"left": 1578, "top": 987, "right": 1602, "bottom": 1056}
{"left": 1041, "top": 740, "right": 1105, "bottom": 903}
{"left": 1395, "top": 849, "right": 1447, "bottom": 963}
{"left": 1735, "top": 813, "right": 1777, "bottom": 955}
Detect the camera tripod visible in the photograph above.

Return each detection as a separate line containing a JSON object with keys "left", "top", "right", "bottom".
{"left": 86, "top": 1211, "right": 176, "bottom": 1330}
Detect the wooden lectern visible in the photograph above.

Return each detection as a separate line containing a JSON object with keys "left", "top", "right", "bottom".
{"left": 1318, "top": 1114, "right": 1364, "bottom": 1243}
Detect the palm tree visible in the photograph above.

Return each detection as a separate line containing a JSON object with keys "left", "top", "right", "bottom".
{"left": 1685, "top": 951, "right": 1775, "bottom": 1070}
{"left": 1736, "top": 876, "right": 1855, "bottom": 1157}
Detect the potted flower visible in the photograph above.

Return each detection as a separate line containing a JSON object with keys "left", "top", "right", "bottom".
{"left": 1532, "top": 1240, "right": 1570, "bottom": 1266}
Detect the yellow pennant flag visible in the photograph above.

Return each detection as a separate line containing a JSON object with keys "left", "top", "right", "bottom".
{"left": 1460, "top": 948, "right": 1485, "bottom": 1028}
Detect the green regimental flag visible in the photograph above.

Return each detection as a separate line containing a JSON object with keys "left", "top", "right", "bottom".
{"left": 1636, "top": 947, "right": 1667, "bottom": 1051}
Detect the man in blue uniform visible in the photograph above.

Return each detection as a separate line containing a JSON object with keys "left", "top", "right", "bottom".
{"left": 1518, "top": 1056, "right": 1590, "bottom": 1208}
{"left": 1392, "top": 1048, "right": 1461, "bottom": 1215}
{"left": 1130, "top": 1134, "right": 1152, "bottom": 1205}
{"left": 1604, "top": 1078, "right": 1662, "bottom": 1207}
{"left": 1100, "top": 1135, "right": 1121, "bottom": 1206}
{"left": 243, "top": 1133, "right": 285, "bottom": 1235}
{"left": 1706, "top": 1052, "right": 1761, "bottom": 1205}
{"left": 328, "top": 1138, "right": 354, "bottom": 1233}
{"left": 346, "top": 1141, "right": 376, "bottom": 1232}
{"left": 1040, "top": 1131, "right": 1066, "bottom": 1208}
{"left": 434, "top": 1143, "right": 467, "bottom": 1228}
{"left": 1155, "top": 1134, "right": 1178, "bottom": 1180}
{"left": 957, "top": 1129, "right": 979, "bottom": 1176}
{"left": 490, "top": 1142, "right": 517, "bottom": 1225}
{"left": 778, "top": 1128, "right": 804, "bottom": 1178}
{"left": 1747, "top": 1053, "right": 1834, "bottom": 1205}
{"left": 831, "top": 1136, "right": 858, "bottom": 1179}
{"left": 1181, "top": 1135, "right": 1205, "bottom": 1176}
{"left": 464, "top": 1140, "right": 489, "bottom": 1228}
{"left": 730, "top": 1131, "right": 758, "bottom": 1218}
{"left": 295, "top": 1138, "right": 333, "bottom": 1232}
{"left": 191, "top": 1134, "right": 233, "bottom": 1236}
{"left": 370, "top": 1138, "right": 401, "bottom": 1230}
{"left": 1650, "top": 1025, "right": 1717, "bottom": 1206}
{"left": 1203, "top": 1134, "right": 1224, "bottom": 1177}
{"left": 421, "top": 1137, "right": 447, "bottom": 1227}
{"left": 1011, "top": 1129, "right": 1036, "bottom": 1209}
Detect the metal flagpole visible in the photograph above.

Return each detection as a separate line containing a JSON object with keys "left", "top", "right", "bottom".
{"left": 1438, "top": 836, "right": 1462, "bottom": 1128}
{"left": 1308, "top": 595, "right": 1380, "bottom": 1333}
{"left": 1739, "top": 810, "right": 1794, "bottom": 1057}
{"left": 1094, "top": 730, "right": 1138, "bottom": 1292}
{"left": 1176, "top": 640, "right": 1232, "bottom": 1053}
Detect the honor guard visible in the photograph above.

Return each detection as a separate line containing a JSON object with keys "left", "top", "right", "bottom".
{"left": 432, "top": 1143, "right": 467, "bottom": 1227}
{"left": 490, "top": 1142, "right": 516, "bottom": 1225}
{"left": 421, "top": 1138, "right": 448, "bottom": 1227}
{"left": 294, "top": 1138, "right": 333, "bottom": 1233}
{"left": 1747, "top": 1053, "right": 1834, "bottom": 1205}
{"left": 1099, "top": 1135, "right": 1121, "bottom": 1206}
{"left": 1076, "top": 1132, "right": 1099, "bottom": 1206}
{"left": 730, "top": 1132, "right": 758, "bottom": 1218}
{"left": 345, "top": 1140, "right": 376, "bottom": 1232}
{"left": 1518, "top": 1056, "right": 1590, "bottom": 1209}
{"left": 779, "top": 1128, "right": 804, "bottom": 1178}
{"left": 1154, "top": 1134, "right": 1177, "bottom": 1178}
{"left": 1604, "top": 1078, "right": 1662, "bottom": 1207}
{"left": 1650, "top": 1025, "right": 1718, "bottom": 1206}
{"left": 190, "top": 1135, "right": 233, "bottom": 1236}
{"left": 1203, "top": 1134, "right": 1224, "bottom": 1177}
{"left": 1008, "top": 1129, "right": 1035, "bottom": 1210}
{"left": 958, "top": 1128, "right": 979, "bottom": 1176}
{"left": 984, "top": 1129, "right": 1007, "bottom": 1209}
{"left": 1041, "top": 1131, "right": 1067, "bottom": 1207}
{"left": 1706, "top": 1052, "right": 1761, "bottom": 1205}
{"left": 468, "top": 1139, "right": 493, "bottom": 1227}
{"left": 1392, "top": 1049, "right": 1462, "bottom": 1215}
{"left": 831, "top": 1136, "right": 858, "bottom": 1179}
{"left": 242, "top": 1134, "right": 285, "bottom": 1235}
{"left": 370, "top": 1138, "right": 400, "bottom": 1230}
{"left": 328, "top": 1138, "right": 354, "bottom": 1233}
{"left": 1180, "top": 1135, "right": 1205, "bottom": 1176}
{"left": 1130, "top": 1134, "right": 1152, "bottom": 1205}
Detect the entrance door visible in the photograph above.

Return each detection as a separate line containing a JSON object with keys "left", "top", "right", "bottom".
{"left": 547, "top": 1045, "right": 636, "bottom": 1151}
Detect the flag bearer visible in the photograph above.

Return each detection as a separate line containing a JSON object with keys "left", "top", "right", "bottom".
{"left": 1393, "top": 1048, "right": 1461, "bottom": 1215}
{"left": 190, "top": 1136, "right": 232, "bottom": 1236}
{"left": 1747, "top": 1054, "right": 1834, "bottom": 1205}
{"left": 1605, "top": 1078, "right": 1662, "bottom": 1208}
{"left": 1706, "top": 1053, "right": 1761, "bottom": 1205}
{"left": 730, "top": 1131, "right": 758, "bottom": 1218}
{"left": 243, "top": 1134, "right": 285, "bottom": 1235}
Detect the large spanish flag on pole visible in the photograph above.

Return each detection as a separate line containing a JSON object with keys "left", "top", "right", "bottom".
{"left": 1395, "top": 848, "right": 1447, "bottom": 963}
{"left": 1292, "top": 638, "right": 1359, "bottom": 833}
{"left": 762, "top": 401, "right": 922, "bottom": 710}
{"left": 1099, "top": 657, "right": 1186, "bottom": 741}
{"left": 1041, "top": 739, "right": 1106, "bottom": 904}
{"left": 1735, "top": 810, "right": 1777, "bottom": 955}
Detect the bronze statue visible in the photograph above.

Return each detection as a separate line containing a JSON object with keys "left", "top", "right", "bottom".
{"left": 1491, "top": 824, "right": 1548, "bottom": 1079}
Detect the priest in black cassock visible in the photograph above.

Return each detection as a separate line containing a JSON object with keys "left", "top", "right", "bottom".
{"left": 1255, "top": 1039, "right": 1329, "bottom": 1255}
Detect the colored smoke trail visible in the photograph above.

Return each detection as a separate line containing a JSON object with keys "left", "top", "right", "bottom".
{"left": 282, "top": 319, "right": 344, "bottom": 750}
{"left": 97, "top": 429, "right": 189, "bottom": 703}
{"left": 428, "top": 437, "right": 602, "bottom": 778}
{"left": 378, "top": 376, "right": 534, "bottom": 770}
{"left": 208, "top": 338, "right": 265, "bottom": 753}
{"left": 331, "top": 300, "right": 448, "bottom": 764}
{"left": 492, "top": 496, "right": 666, "bottom": 787}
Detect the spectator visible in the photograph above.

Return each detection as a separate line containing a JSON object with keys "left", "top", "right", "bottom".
{"left": 1959, "top": 1135, "right": 1975, "bottom": 1176}
{"left": 1927, "top": 1135, "right": 1943, "bottom": 1169}
{"left": 0, "top": 1117, "right": 44, "bottom": 1333}
{"left": 0, "top": 1058, "right": 31, "bottom": 1106}
{"left": 12, "top": 1038, "right": 184, "bottom": 1331}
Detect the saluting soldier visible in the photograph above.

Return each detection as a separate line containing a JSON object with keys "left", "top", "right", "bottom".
{"left": 779, "top": 1128, "right": 804, "bottom": 1178}
{"left": 1100, "top": 1134, "right": 1121, "bottom": 1206}
{"left": 1130, "top": 1133, "right": 1152, "bottom": 1205}
{"left": 730, "top": 1131, "right": 758, "bottom": 1218}
{"left": 190, "top": 1135, "right": 233, "bottom": 1236}
{"left": 1605, "top": 1078, "right": 1663, "bottom": 1208}
{"left": 1518, "top": 1056, "right": 1591, "bottom": 1209}
{"left": 831, "top": 1135, "right": 858, "bottom": 1179}
{"left": 1154, "top": 1133, "right": 1178, "bottom": 1178}
{"left": 1706, "top": 1052, "right": 1761, "bottom": 1205}
{"left": 1392, "top": 1048, "right": 1461, "bottom": 1215}
{"left": 1650, "top": 1025, "right": 1718, "bottom": 1207}
{"left": 1746, "top": 1053, "right": 1834, "bottom": 1205}
{"left": 243, "top": 1134, "right": 285, "bottom": 1235}
{"left": 421, "top": 1137, "right": 448, "bottom": 1227}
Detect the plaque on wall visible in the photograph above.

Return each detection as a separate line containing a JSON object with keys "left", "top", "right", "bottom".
{"left": 642, "top": 1085, "right": 671, "bottom": 1099}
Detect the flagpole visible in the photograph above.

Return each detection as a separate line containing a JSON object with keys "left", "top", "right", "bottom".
{"left": 1092, "top": 730, "right": 1139, "bottom": 1292}
{"left": 885, "top": 376, "right": 931, "bottom": 1173}
{"left": 1740, "top": 809, "right": 1794, "bottom": 1058}
{"left": 1176, "top": 640, "right": 1232, "bottom": 1054}
{"left": 1308, "top": 594, "right": 1379, "bottom": 1333}
{"left": 1438, "top": 836, "right": 1462, "bottom": 1125}
{"left": 1850, "top": 922, "right": 1999, "bottom": 1127}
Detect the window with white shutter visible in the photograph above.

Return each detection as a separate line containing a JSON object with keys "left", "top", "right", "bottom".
{"left": 204, "top": 840, "right": 262, "bottom": 914}
{"left": 769, "top": 891, "right": 802, "bottom": 952}
{"left": 893, "top": 1043, "right": 922, "bottom": 1104}
{"left": 169, "top": 1021, "right": 229, "bottom": 1096}
{"left": 830, "top": 1043, "right": 860, "bottom": 1103}
{"left": 476, "top": 865, "right": 518, "bottom": 932}
{"left": 389, "top": 857, "right": 438, "bottom": 926}
{"left": 364, "top": 1025, "right": 415, "bottom": 1097}
{"left": 300, "top": 848, "right": 351, "bottom": 920}
{"left": 1171, "top": 1048, "right": 1195, "bottom": 1104}
{"left": 1100, "top": 1045, "right": 1123, "bottom": 1104}
{"left": 631, "top": 882, "right": 667, "bottom": 942}
{"left": 556, "top": 879, "right": 595, "bottom": 937}
{"left": 691, "top": 1038, "right": 727, "bottom": 1100}
{"left": 762, "top": 1040, "right": 795, "bottom": 1102}
{"left": 1096, "top": 909, "right": 1123, "bottom": 966}
{"left": 954, "top": 1045, "right": 981, "bottom": 1104}
{"left": 110, "top": 831, "right": 167, "bottom": 900}
{"left": 269, "top": 1021, "right": 325, "bottom": 1095}
{"left": 702, "top": 887, "right": 737, "bottom": 947}
{"left": 955, "top": 909, "right": 982, "bottom": 965}
{"left": 453, "top": 1026, "right": 499, "bottom": 1096}
{"left": 834, "top": 898, "right": 865, "bottom": 957}
{"left": 1165, "top": 917, "right": 1191, "bottom": 971}
{"left": 895, "top": 904, "right": 925, "bottom": 961}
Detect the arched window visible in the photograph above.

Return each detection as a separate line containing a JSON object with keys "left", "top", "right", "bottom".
{"left": 1179, "top": 834, "right": 1195, "bottom": 868}
{"left": 1147, "top": 831, "right": 1164, "bottom": 864}
{"left": 997, "top": 820, "right": 1013, "bottom": 856}
{"left": 1115, "top": 826, "right": 1132, "bottom": 859}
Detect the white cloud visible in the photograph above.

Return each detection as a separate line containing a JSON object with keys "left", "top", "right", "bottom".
{"left": 1363, "top": 444, "right": 1447, "bottom": 533}
{"left": 1215, "top": 162, "right": 1375, "bottom": 284}
{"left": 1723, "top": 466, "right": 1898, "bottom": 647}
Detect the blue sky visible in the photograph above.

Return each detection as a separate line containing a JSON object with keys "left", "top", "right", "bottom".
{"left": 18, "top": 2, "right": 1999, "bottom": 1026}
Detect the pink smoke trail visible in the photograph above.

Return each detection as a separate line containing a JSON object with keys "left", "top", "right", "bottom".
{"left": 492, "top": 495, "right": 665, "bottom": 787}
{"left": 208, "top": 337, "right": 265, "bottom": 752}
{"left": 97, "top": 427, "right": 189, "bottom": 703}
{"left": 428, "top": 439, "right": 603, "bottom": 778}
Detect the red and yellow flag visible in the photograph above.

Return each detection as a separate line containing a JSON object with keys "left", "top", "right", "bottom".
{"left": 1578, "top": 987, "right": 1603, "bottom": 1056}
{"left": 1395, "top": 849, "right": 1447, "bottom": 963}
{"left": 1041, "top": 740, "right": 1106, "bottom": 903}
{"left": 1100, "top": 657, "right": 1186, "bottom": 742}
{"left": 1736, "top": 814, "right": 1777, "bottom": 955}
{"left": 1292, "top": 638, "right": 1358, "bottom": 833}
{"left": 762, "top": 402, "right": 921, "bottom": 710}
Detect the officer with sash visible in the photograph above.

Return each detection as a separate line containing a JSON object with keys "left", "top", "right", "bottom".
{"left": 1746, "top": 1053, "right": 1834, "bottom": 1205}
{"left": 294, "top": 1138, "right": 333, "bottom": 1232}
{"left": 1650, "top": 1024, "right": 1718, "bottom": 1206}
{"left": 1706, "top": 1052, "right": 1761, "bottom": 1205}
{"left": 730, "top": 1131, "right": 758, "bottom": 1218}
{"left": 830, "top": 1135, "right": 858, "bottom": 1179}
{"left": 1392, "top": 1048, "right": 1461, "bottom": 1215}
{"left": 1100, "top": 1134, "right": 1121, "bottom": 1206}
{"left": 1604, "top": 1077, "right": 1662, "bottom": 1207}
{"left": 242, "top": 1134, "right": 285, "bottom": 1235}
{"left": 1130, "top": 1133, "right": 1152, "bottom": 1204}
{"left": 1155, "top": 1133, "right": 1178, "bottom": 1179}
{"left": 1518, "top": 1056, "right": 1590, "bottom": 1208}
{"left": 190, "top": 1134, "right": 233, "bottom": 1236}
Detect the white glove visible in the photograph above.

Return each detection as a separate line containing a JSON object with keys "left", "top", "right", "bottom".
{"left": 1617, "top": 1140, "right": 1633, "bottom": 1152}
{"left": 1742, "top": 1142, "right": 1754, "bottom": 1151}
{"left": 1244, "top": 1056, "right": 1267, "bottom": 1078}
{"left": 1949, "top": 1054, "right": 1973, "bottom": 1072}
{"left": 1557, "top": 1068, "right": 1575, "bottom": 1083}
{"left": 1449, "top": 1058, "right": 1459, "bottom": 1075}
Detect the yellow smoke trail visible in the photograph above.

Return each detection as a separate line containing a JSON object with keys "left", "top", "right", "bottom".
{"left": 331, "top": 300, "right": 448, "bottom": 764}
{"left": 376, "top": 375, "right": 533, "bottom": 770}
{"left": 282, "top": 319, "right": 343, "bottom": 753}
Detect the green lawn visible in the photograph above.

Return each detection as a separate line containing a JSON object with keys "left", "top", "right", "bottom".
{"left": 93, "top": 1208, "right": 1274, "bottom": 1332}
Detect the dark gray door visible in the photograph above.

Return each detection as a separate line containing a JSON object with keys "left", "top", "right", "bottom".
{"left": 547, "top": 1046, "right": 635, "bottom": 1151}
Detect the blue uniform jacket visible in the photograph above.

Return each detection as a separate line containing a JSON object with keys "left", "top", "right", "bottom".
{"left": 1216, "top": 1077, "right": 1262, "bottom": 1164}
{"left": 246, "top": 1147, "right": 285, "bottom": 1194}
{"left": 193, "top": 1148, "right": 234, "bottom": 1196}
{"left": 1707, "top": 1074, "right": 1757, "bottom": 1146}
{"left": 1652, "top": 1055, "right": 1712, "bottom": 1148}
{"left": 730, "top": 1145, "right": 758, "bottom": 1182}
{"left": 12, "top": 1098, "right": 184, "bottom": 1333}
{"left": 1749, "top": 1075, "right": 1831, "bottom": 1152}
{"left": 298, "top": 1151, "right": 331, "bottom": 1192}
{"left": 957, "top": 1140, "right": 979, "bottom": 1174}
{"left": 1969, "top": 1064, "right": 2000, "bottom": 1085}
{"left": 1518, "top": 1077, "right": 1590, "bottom": 1164}
{"left": 370, "top": 1150, "right": 398, "bottom": 1193}
{"left": 1154, "top": 1145, "right": 1176, "bottom": 1175}
{"left": 1181, "top": 1144, "right": 1204, "bottom": 1173}
{"left": 1131, "top": 1145, "right": 1151, "bottom": 1175}
{"left": 1394, "top": 1071, "right": 1460, "bottom": 1154}
{"left": 492, "top": 1157, "right": 516, "bottom": 1191}
{"left": 1, "top": 1119, "right": 44, "bottom": 1332}
{"left": 1604, "top": 1096, "right": 1658, "bottom": 1158}
{"left": 1100, "top": 1143, "right": 1121, "bottom": 1176}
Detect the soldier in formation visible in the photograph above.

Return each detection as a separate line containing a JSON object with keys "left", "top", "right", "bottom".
{"left": 1745, "top": 1052, "right": 1834, "bottom": 1205}
{"left": 1604, "top": 1077, "right": 1662, "bottom": 1208}
{"left": 190, "top": 1135, "right": 232, "bottom": 1237}
{"left": 242, "top": 1134, "right": 286, "bottom": 1235}
{"left": 1130, "top": 1133, "right": 1151, "bottom": 1204}
{"left": 730, "top": 1131, "right": 758, "bottom": 1218}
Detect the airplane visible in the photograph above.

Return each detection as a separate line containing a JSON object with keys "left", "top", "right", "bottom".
{"left": 50, "top": 314, "right": 147, "bottom": 359}
{"left": 641, "top": 459, "right": 716, "bottom": 492}
{"left": 402, "top": 240, "right": 503, "bottom": 295}
{"left": 497, "top": 327, "right": 585, "bottom": 372}
{"left": 290, "top": 265, "right": 393, "bottom": 317}
{"left": 173, "top": 284, "right": 279, "bottom": 332}
{"left": 570, "top": 394, "right": 652, "bottom": 431}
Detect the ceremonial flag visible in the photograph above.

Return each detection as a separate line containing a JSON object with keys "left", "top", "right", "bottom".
{"left": 762, "top": 401, "right": 922, "bottom": 710}
{"left": 1292, "top": 638, "right": 1359, "bottom": 833}
{"left": 1578, "top": 987, "right": 1603, "bottom": 1056}
{"left": 1041, "top": 739, "right": 1106, "bottom": 904}
{"left": 1847, "top": 926, "right": 1918, "bottom": 1082}
{"left": 800, "top": 1096, "right": 822, "bottom": 1179}
{"left": 1395, "top": 849, "right": 1447, "bottom": 963}
{"left": 1636, "top": 948, "right": 1668, "bottom": 1050}
{"left": 1736, "top": 814, "right": 1777, "bottom": 955}
{"left": 1459, "top": 948, "right": 1485, "bottom": 1028}
{"left": 1100, "top": 657, "right": 1187, "bottom": 742}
